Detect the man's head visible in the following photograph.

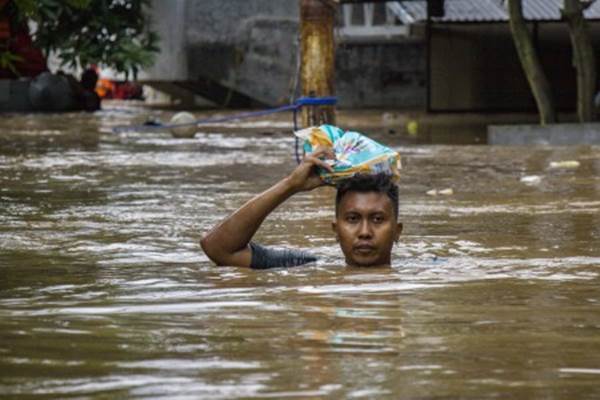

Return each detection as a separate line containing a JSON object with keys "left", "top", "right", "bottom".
{"left": 333, "top": 173, "right": 402, "bottom": 267}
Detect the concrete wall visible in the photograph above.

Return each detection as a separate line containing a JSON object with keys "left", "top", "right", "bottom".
{"left": 140, "top": 0, "right": 188, "bottom": 81}
{"left": 141, "top": 0, "right": 426, "bottom": 108}
{"left": 337, "top": 42, "right": 425, "bottom": 108}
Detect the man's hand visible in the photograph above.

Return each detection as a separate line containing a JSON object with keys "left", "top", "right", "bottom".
{"left": 286, "top": 146, "right": 335, "bottom": 192}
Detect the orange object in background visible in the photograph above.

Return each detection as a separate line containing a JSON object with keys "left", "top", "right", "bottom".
{"left": 96, "top": 78, "right": 115, "bottom": 99}
{"left": 96, "top": 77, "right": 142, "bottom": 100}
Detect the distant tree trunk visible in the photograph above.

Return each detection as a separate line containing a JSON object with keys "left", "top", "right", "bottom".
{"left": 562, "top": 0, "right": 597, "bottom": 122}
{"left": 507, "top": 0, "right": 556, "bottom": 125}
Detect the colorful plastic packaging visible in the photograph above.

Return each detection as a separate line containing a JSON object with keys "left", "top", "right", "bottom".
{"left": 294, "top": 124, "right": 401, "bottom": 184}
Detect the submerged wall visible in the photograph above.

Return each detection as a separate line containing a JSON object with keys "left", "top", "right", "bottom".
{"left": 489, "top": 123, "right": 600, "bottom": 145}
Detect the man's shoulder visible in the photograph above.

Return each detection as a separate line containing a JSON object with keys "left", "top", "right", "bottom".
{"left": 249, "top": 242, "right": 318, "bottom": 270}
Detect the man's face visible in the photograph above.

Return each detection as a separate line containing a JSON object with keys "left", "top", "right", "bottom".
{"left": 332, "top": 191, "right": 402, "bottom": 267}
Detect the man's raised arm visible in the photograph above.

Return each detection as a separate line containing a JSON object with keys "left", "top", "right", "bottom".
{"left": 200, "top": 147, "right": 333, "bottom": 267}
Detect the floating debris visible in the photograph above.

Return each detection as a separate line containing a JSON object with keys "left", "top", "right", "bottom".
{"left": 169, "top": 112, "right": 197, "bottom": 138}
{"left": 520, "top": 175, "right": 542, "bottom": 185}
{"left": 549, "top": 160, "right": 580, "bottom": 169}
{"left": 382, "top": 112, "right": 401, "bottom": 125}
{"left": 427, "top": 188, "right": 454, "bottom": 196}
{"left": 406, "top": 120, "right": 419, "bottom": 136}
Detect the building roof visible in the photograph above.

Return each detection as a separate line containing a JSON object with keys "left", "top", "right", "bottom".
{"left": 393, "top": 0, "right": 600, "bottom": 23}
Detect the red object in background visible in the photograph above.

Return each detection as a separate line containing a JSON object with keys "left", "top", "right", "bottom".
{"left": 0, "top": 19, "right": 9, "bottom": 40}
{"left": 0, "top": 0, "right": 47, "bottom": 79}
{"left": 113, "top": 81, "right": 143, "bottom": 100}
{"left": 1, "top": 0, "right": 10, "bottom": 40}
{"left": 9, "top": 27, "right": 47, "bottom": 77}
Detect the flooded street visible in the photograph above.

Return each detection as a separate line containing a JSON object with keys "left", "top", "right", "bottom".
{"left": 1, "top": 109, "right": 600, "bottom": 399}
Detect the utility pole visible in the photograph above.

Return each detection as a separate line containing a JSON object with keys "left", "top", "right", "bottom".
{"left": 299, "top": 0, "right": 336, "bottom": 127}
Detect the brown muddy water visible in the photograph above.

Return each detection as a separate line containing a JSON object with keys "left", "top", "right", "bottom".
{"left": 1, "top": 108, "right": 600, "bottom": 399}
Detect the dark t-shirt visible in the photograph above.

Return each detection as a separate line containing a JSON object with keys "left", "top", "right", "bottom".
{"left": 249, "top": 242, "right": 318, "bottom": 269}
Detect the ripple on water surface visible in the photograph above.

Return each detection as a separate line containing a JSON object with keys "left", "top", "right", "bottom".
{"left": 1, "top": 112, "right": 600, "bottom": 399}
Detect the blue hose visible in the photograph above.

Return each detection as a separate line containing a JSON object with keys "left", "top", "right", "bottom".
{"left": 111, "top": 96, "right": 338, "bottom": 165}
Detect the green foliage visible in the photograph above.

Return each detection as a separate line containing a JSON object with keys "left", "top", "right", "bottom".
{"left": 0, "top": 50, "right": 23, "bottom": 76}
{"left": 13, "top": 0, "right": 159, "bottom": 79}
{"left": 14, "top": 0, "right": 90, "bottom": 17}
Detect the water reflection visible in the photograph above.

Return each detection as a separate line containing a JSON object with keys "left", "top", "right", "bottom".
{"left": 1, "top": 109, "right": 600, "bottom": 399}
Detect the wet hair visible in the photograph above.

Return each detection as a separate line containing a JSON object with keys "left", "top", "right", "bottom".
{"left": 335, "top": 173, "right": 399, "bottom": 219}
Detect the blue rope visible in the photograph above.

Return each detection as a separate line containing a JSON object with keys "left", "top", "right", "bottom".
{"left": 112, "top": 103, "right": 301, "bottom": 133}
{"left": 295, "top": 96, "right": 337, "bottom": 106}
{"left": 112, "top": 97, "right": 337, "bottom": 134}
{"left": 293, "top": 108, "right": 301, "bottom": 164}
{"left": 112, "top": 96, "right": 337, "bottom": 165}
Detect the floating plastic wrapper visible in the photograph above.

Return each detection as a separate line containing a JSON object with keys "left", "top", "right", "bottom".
{"left": 294, "top": 124, "right": 401, "bottom": 184}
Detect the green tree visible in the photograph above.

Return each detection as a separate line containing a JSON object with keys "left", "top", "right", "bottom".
{"left": 508, "top": 0, "right": 599, "bottom": 124}
{"left": 562, "top": 0, "right": 597, "bottom": 122}
{"left": 507, "top": 0, "right": 556, "bottom": 125}
{"left": 13, "top": 0, "right": 159, "bottom": 79}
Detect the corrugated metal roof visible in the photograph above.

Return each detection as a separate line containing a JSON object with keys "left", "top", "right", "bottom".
{"left": 398, "top": 0, "right": 507, "bottom": 22}
{"left": 394, "top": 0, "right": 600, "bottom": 23}
{"left": 521, "top": 0, "right": 600, "bottom": 20}
{"left": 524, "top": 0, "right": 600, "bottom": 20}
{"left": 523, "top": 0, "right": 561, "bottom": 20}
{"left": 586, "top": 1, "right": 600, "bottom": 18}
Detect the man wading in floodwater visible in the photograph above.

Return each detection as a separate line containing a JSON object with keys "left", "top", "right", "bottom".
{"left": 200, "top": 147, "right": 403, "bottom": 269}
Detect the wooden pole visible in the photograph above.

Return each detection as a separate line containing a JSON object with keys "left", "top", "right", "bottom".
{"left": 300, "top": 0, "right": 336, "bottom": 127}
{"left": 425, "top": 0, "right": 432, "bottom": 112}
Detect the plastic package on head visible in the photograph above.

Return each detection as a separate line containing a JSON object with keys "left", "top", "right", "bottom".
{"left": 294, "top": 124, "right": 402, "bottom": 184}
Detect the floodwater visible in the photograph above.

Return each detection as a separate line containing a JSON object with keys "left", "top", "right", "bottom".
{"left": 1, "top": 108, "right": 599, "bottom": 399}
